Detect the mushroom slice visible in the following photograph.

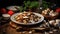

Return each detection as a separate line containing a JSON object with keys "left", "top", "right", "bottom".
{"left": 23, "top": 16, "right": 29, "bottom": 18}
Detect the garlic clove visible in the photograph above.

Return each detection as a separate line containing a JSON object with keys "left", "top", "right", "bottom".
{"left": 56, "top": 19, "right": 60, "bottom": 23}
{"left": 49, "top": 20, "right": 55, "bottom": 24}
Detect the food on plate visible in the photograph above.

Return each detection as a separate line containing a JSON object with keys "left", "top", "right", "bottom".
{"left": 14, "top": 11, "right": 41, "bottom": 24}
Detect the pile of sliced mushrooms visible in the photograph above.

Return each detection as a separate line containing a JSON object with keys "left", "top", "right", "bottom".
{"left": 42, "top": 8, "right": 58, "bottom": 17}
{"left": 39, "top": 19, "right": 60, "bottom": 28}
{"left": 49, "top": 19, "right": 60, "bottom": 27}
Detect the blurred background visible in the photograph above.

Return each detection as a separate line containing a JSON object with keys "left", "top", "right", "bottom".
{"left": 0, "top": 0, "right": 60, "bottom": 8}
{"left": 0, "top": 0, "right": 60, "bottom": 25}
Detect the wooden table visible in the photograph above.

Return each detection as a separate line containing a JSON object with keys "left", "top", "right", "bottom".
{"left": 0, "top": 22, "right": 60, "bottom": 34}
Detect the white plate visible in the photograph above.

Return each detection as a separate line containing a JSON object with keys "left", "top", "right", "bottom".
{"left": 6, "top": 6, "right": 20, "bottom": 11}
{"left": 10, "top": 12, "right": 44, "bottom": 25}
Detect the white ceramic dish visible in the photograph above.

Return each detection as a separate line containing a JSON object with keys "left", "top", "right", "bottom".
{"left": 6, "top": 6, "right": 20, "bottom": 11}
{"left": 10, "top": 12, "right": 44, "bottom": 25}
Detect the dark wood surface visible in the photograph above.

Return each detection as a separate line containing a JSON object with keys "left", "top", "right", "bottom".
{"left": 0, "top": 23, "right": 60, "bottom": 34}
